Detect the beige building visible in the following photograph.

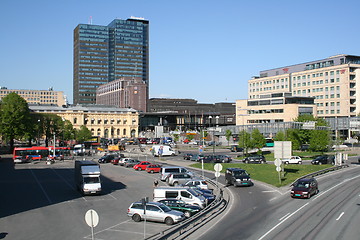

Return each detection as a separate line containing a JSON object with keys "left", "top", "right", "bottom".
{"left": 30, "top": 104, "right": 139, "bottom": 138}
{"left": 238, "top": 54, "right": 360, "bottom": 125}
{"left": 0, "top": 87, "right": 66, "bottom": 106}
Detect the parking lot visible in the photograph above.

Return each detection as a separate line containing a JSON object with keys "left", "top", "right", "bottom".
{"left": 0, "top": 156, "right": 184, "bottom": 240}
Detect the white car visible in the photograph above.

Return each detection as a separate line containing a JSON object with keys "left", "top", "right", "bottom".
{"left": 282, "top": 156, "right": 302, "bottom": 164}
{"left": 183, "top": 179, "right": 209, "bottom": 190}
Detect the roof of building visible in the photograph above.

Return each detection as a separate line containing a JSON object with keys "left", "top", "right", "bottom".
{"left": 29, "top": 104, "right": 138, "bottom": 113}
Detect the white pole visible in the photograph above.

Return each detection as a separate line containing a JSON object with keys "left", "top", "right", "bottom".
{"left": 53, "top": 133, "right": 56, "bottom": 159}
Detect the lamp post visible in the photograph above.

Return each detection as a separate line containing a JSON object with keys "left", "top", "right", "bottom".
{"left": 37, "top": 119, "right": 41, "bottom": 146}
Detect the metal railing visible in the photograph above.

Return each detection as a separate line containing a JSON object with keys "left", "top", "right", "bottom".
{"left": 145, "top": 179, "right": 229, "bottom": 240}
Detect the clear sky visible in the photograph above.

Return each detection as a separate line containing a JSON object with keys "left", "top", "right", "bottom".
{"left": 2, "top": 0, "right": 360, "bottom": 104}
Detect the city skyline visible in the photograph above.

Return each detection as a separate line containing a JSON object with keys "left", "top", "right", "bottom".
{"left": 2, "top": 0, "right": 360, "bottom": 104}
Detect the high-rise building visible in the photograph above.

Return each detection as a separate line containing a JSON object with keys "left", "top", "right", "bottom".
{"left": 73, "top": 17, "right": 149, "bottom": 106}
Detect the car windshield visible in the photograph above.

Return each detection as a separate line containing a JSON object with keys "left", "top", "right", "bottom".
{"left": 294, "top": 181, "right": 310, "bottom": 188}
{"left": 188, "top": 188, "right": 199, "bottom": 197}
{"left": 233, "top": 170, "right": 248, "bottom": 177}
{"left": 158, "top": 204, "right": 172, "bottom": 212}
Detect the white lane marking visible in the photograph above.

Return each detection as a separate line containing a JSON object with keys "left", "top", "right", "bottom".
{"left": 279, "top": 213, "right": 290, "bottom": 221}
{"left": 336, "top": 212, "right": 344, "bottom": 221}
{"left": 262, "top": 190, "right": 277, "bottom": 193}
{"left": 30, "top": 168, "right": 52, "bottom": 204}
{"left": 258, "top": 203, "right": 309, "bottom": 240}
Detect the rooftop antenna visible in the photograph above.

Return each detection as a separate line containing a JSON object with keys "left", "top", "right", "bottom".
{"left": 89, "top": 16, "right": 93, "bottom": 24}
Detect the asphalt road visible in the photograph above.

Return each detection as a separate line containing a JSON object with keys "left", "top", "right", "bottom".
{"left": 197, "top": 157, "right": 360, "bottom": 240}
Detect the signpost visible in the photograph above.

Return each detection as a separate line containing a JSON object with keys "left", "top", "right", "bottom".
{"left": 274, "top": 158, "right": 282, "bottom": 185}
{"left": 85, "top": 209, "right": 99, "bottom": 240}
{"left": 214, "top": 163, "right": 223, "bottom": 186}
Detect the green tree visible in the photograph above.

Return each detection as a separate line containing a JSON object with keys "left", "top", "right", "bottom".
{"left": 251, "top": 128, "right": 266, "bottom": 153}
{"left": 286, "top": 128, "right": 301, "bottom": 150}
{"left": 172, "top": 134, "right": 179, "bottom": 143}
{"left": 309, "top": 129, "right": 330, "bottom": 152}
{"left": 274, "top": 131, "right": 286, "bottom": 141}
{"left": 75, "top": 125, "right": 92, "bottom": 143}
{"left": 225, "top": 129, "right": 232, "bottom": 146}
{"left": 0, "top": 93, "right": 31, "bottom": 150}
{"left": 42, "top": 113, "right": 65, "bottom": 147}
{"left": 238, "top": 130, "right": 251, "bottom": 155}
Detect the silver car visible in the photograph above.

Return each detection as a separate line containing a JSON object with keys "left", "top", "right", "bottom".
{"left": 166, "top": 173, "right": 193, "bottom": 186}
{"left": 127, "top": 201, "right": 185, "bottom": 225}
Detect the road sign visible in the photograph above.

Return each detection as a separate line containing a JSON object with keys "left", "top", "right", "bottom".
{"left": 85, "top": 209, "right": 99, "bottom": 228}
{"left": 274, "top": 158, "right": 282, "bottom": 167}
{"left": 214, "top": 163, "right": 223, "bottom": 172}
{"left": 276, "top": 166, "right": 282, "bottom": 172}
{"left": 215, "top": 171, "right": 221, "bottom": 178}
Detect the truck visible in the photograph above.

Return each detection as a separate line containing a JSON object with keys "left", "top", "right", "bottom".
{"left": 73, "top": 144, "right": 85, "bottom": 156}
{"left": 151, "top": 145, "right": 176, "bottom": 157}
{"left": 74, "top": 160, "right": 102, "bottom": 195}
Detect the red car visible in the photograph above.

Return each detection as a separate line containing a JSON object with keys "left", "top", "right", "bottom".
{"left": 146, "top": 164, "right": 162, "bottom": 173}
{"left": 133, "top": 161, "right": 151, "bottom": 171}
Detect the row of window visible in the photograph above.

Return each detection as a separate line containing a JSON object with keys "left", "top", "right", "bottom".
{"left": 0, "top": 91, "right": 58, "bottom": 95}
{"left": 317, "top": 110, "right": 340, "bottom": 114}
{"left": 248, "top": 109, "right": 284, "bottom": 114}
{"left": 316, "top": 102, "right": 340, "bottom": 107}
{"left": 73, "top": 117, "right": 136, "bottom": 125}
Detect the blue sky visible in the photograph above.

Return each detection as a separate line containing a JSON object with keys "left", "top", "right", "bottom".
{"left": 2, "top": 0, "right": 360, "bottom": 104}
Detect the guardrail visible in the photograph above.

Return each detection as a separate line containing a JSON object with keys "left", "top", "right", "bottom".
{"left": 291, "top": 164, "right": 349, "bottom": 186}
{"left": 145, "top": 179, "right": 229, "bottom": 240}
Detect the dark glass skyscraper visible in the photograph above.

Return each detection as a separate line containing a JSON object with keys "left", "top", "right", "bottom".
{"left": 73, "top": 17, "right": 149, "bottom": 106}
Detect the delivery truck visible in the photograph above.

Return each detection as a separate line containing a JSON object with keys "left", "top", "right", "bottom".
{"left": 151, "top": 145, "right": 176, "bottom": 157}
{"left": 74, "top": 160, "right": 102, "bottom": 195}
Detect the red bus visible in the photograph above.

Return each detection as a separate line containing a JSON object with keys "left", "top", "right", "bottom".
{"left": 13, "top": 146, "right": 49, "bottom": 162}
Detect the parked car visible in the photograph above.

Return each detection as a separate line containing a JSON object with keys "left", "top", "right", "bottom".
{"left": 214, "top": 155, "right": 232, "bottom": 163}
{"left": 190, "top": 154, "right": 204, "bottom": 162}
{"left": 146, "top": 164, "right": 162, "bottom": 173}
{"left": 111, "top": 154, "right": 125, "bottom": 165}
{"left": 119, "top": 158, "right": 133, "bottom": 166}
{"left": 133, "top": 161, "right": 151, "bottom": 171}
{"left": 124, "top": 159, "right": 141, "bottom": 168}
{"left": 160, "top": 166, "right": 193, "bottom": 181}
{"left": 158, "top": 199, "right": 201, "bottom": 218}
{"left": 290, "top": 177, "right": 318, "bottom": 199}
{"left": 183, "top": 153, "right": 194, "bottom": 160}
{"left": 166, "top": 173, "right": 193, "bottom": 186}
{"left": 207, "top": 141, "right": 221, "bottom": 146}
{"left": 282, "top": 156, "right": 302, "bottom": 164}
{"left": 14, "top": 155, "right": 33, "bottom": 164}
{"left": 311, "top": 155, "right": 335, "bottom": 165}
{"left": 243, "top": 155, "right": 266, "bottom": 164}
{"left": 192, "top": 188, "right": 215, "bottom": 204}
{"left": 183, "top": 179, "right": 209, "bottom": 190}
{"left": 230, "top": 145, "right": 243, "bottom": 152}
{"left": 127, "top": 201, "right": 185, "bottom": 225}
{"left": 98, "top": 154, "right": 116, "bottom": 163}
{"left": 202, "top": 155, "right": 217, "bottom": 163}
{"left": 225, "top": 168, "right": 252, "bottom": 187}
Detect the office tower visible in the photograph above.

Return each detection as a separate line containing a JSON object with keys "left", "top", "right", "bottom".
{"left": 73, "top": 17, "right": 149, "bottom": 107}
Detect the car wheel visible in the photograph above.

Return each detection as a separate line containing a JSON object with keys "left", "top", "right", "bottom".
{"left": 319, "top": 162, "right": 322, "bottom": 165}
{"left": 184, "top": 211, "right": 191, "bottom": 218}
{"left": 165, "top": 217, "right": 174, "bottom": 225}
{"left": 298, "top": 161, "right": 302, "bottom": 164}
{"left": 173, "top": 182, "right": 178, "bottom": 186}
{"left": 225, "top": 179, "right": 230, "bottom": 186}
{"left": 132, "top": 214, "right": 141, "bottom": 222}
{"left": 244, "top": 160, "right": 249, "bottom": 164}
{"left": 150, "top": 170, "right": 154, "bottom": 173}
{"left": 137, "top": 168, "right": 141, "bottom": 171}
{"left": 284, "top": 161, "right": 289, "bottom": 165}
{"left": 260, "top": 160, "right": 265, "bottom": 164}
{"left": 307, "top": 193, "right": 311, "bottom": 199}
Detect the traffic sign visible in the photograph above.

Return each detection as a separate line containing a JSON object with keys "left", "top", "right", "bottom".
{"left": 274, "top": 158, "right": 282, "bottom": 167}
{"left": 214, "top": 171, "right": 221, "bottom": 178}
{"left": 85, "top": 209, "right": 99, "bottom": 228}
{"left": 276, "top": 166, "right": 282, "bottom": 172}
{"left": 214, "top": 163, "right": 223, "bottom": 172}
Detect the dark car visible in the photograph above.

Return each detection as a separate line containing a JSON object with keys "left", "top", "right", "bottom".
{"left": 311, "top": 155, "right": 335, "bottom": 165}
{"left": 243, "top": 155, "right": 266, "bottom": 164}
{"left": 190, "top": 154, "right": 204, "bottom": 162}
{"left": 98, "top": 154, "right": 116, "bottom": 163}
{"left": 192, "top": 188, "right": 215, "bottom": 204}
{"left": 225, "top": 168, "right": 252, "bottom": 187}
{"left": 214, "top": 155, "right": 232, "bottom": 163}
{"left": 202, "top": 155, "right": 217, "bottom": 163}
{"left": 230, "top": 145, "right": 243, "bottom": 152}
{"left": 291, "top": 177, "right": 318, "bottom": 199}
{"left": 158, "top": 199, "right": 201, "bottom": 218}
{"left": 183, "top": 153, "right": 194, "bottom": 160}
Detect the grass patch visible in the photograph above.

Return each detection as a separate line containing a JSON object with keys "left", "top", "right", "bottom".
{"left": 235, "top": 151, "right": 335, "bottom": 161}
{"left": 190, "top": 162, "right": 330, "bottom": 187}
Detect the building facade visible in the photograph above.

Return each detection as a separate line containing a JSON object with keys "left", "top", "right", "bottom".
{"left": 0, "top": 87, "right": 66, "bottom": 106}
{"left": 96, "top": 77, "right": 147, "bottom": 112}
{"left": 73, "top": 17, "right": 149, "bottom": 106}
{"left": 247, "top": 54, "right": 360, "bottom": 119}
{"left": 30, "top": 104, "right": 139, "bottom": 139}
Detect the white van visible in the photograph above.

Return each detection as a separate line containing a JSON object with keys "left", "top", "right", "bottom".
{"left": 160, "top": 166, "right": 193, "bottom": 181}
{"left": 152, "top": 145, "right": 176, "bottom": 157}
{"left": 153, "top": 187, "right": 206, "bottom": 208}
